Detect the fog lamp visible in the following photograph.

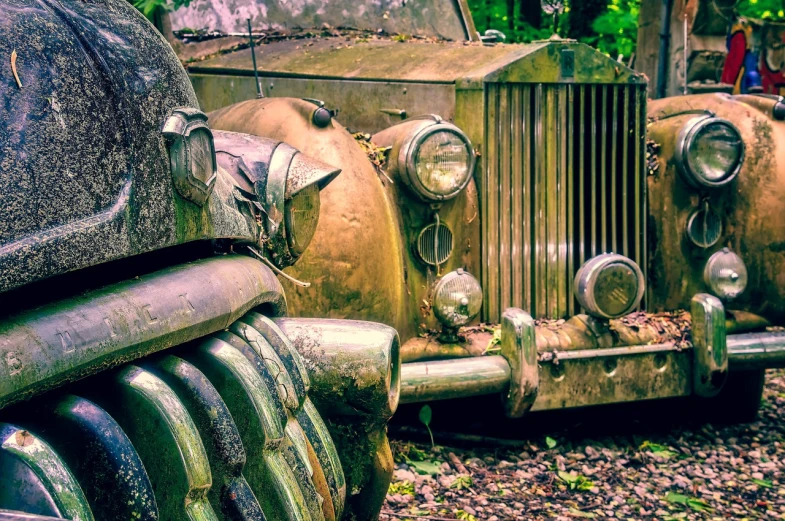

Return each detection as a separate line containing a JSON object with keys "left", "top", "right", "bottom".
{"left": 676, "top": 116, "right": 744, "bottom": 189}
{"left": 574, "top": 254, "right": 645, "bottom": 319}
{"left": 703, "top": 248, "right": 747, "bottom": 300}
{"left": 433, "top": 269, "right": 482, "bottom": 327}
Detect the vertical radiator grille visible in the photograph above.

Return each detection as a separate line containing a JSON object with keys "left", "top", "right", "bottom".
{"left": 482, "top": 83, "right": 647, "bottom": 321}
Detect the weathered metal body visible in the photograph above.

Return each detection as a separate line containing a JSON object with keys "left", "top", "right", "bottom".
{"left": 164, "top": 0, "right": 785, "bottom": 420}
{"left": 187, "top": 39, "right": 646, "bottom": 329}
{"left": 0, "top": 2, "right": 398, "bottom": 520}
{"left": 647, "top": 93, "right": 785, "bottom": 322}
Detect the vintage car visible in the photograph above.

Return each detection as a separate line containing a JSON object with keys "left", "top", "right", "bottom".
{"left": 160, "top": 0, "right": 785, "bottom": 422}
{"left": 0, "top": 2, "right": 399, "bottom": 520}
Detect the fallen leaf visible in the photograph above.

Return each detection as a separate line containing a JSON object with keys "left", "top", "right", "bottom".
{"left": 11, "top": 49, "right": 22, "bottom": 89}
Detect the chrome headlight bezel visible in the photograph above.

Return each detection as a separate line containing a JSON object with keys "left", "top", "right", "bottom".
{"left": 703, "top": 248, "right": 748, "bottom": 301}
{"left": 398, "top": 121, "right": 475, "bottom": 202}
{"left": 675, "top": 116, "right": 744, "bottom": 189}
{"left": 212, "top": 131, "right": 340, "bottom": 268}
{"left": 432, "top": 269, "right": 483, "bottom": 328}
{"left": 574, "top": 253, "right": 645, "bottom": 319}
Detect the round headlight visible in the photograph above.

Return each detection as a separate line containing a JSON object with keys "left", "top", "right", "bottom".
{"left": 402, "top": 123, "right": 474, "bottom": 201}
{"left": 432, "top": 269, "right": 483, "bottom": 327}
{"left": 574, "top": 253, "right": 645, "bottom": 319}
{"left": 676, "top": 117, "right": 743, "bottom": 189}
{"left": 703, "top": 248, "right": 747, "bottom": 300}
{"left": 285, "top": 183, "right": 321, "bottom": 258}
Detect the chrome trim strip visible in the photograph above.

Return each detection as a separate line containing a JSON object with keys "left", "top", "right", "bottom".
{"left": 511, "top": 84, "right": 523, "bottom": 310}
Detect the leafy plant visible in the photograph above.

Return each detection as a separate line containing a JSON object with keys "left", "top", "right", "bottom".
{"left": 546, "top": 436, "right": 558, "bottom": 449}
{"left": 557, "top": 471, "right": 595, "bottom": 491}
{"left": 455, "top": 509, "right": 478, "bottom": 521}
{"left": 753, "top": 477, "right": 774, "bottom": 488}
{"left": 451, "top": 475, "right": 474, "bottom": 490}
{"left": 405, "top": 444, "right": 429, "bottom": 462}
{"left": 408, "top": 458, "right": 443, "bottom": 476}
{"left": 388, "top": 480, "right": 415, "bottom": 496}
{"left": 419, "top": 404, "right": 435, "bottom": 448}
{"left": 589, "top": 0, "right": 640, "bottom": 59}
{"left": 640, "top": 440, "right": 678, "bottom": 460}
{"left": 664, "top": 492, "right": 712, "bottom": 513}
{"left": 468, "top": 0, "right": 641, "bottom": 58}
{"left": 483, "top": 327, "right": 502, "bottom": 354}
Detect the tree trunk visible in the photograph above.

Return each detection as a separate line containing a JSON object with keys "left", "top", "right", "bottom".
{"left": 567, "top": 0, "right": 608, "bottom": 40}
{"left": 507, "top": 0, "right": 516, "bottom": 31}
{"left": 520, "top": 0, "right": 543, "bottom": 29}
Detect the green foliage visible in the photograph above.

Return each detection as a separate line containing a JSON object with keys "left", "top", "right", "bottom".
{"left": 419, "top": 404, "right": 435, "bottom": 448}
{"left": 737, "top": 0, "right": 785, "bottom": 20}
{"left": 640, "top": 440, "right": 679, "bottom": 460}
{"left": 664, "top": 492, "right": 713, "bottom": 513}
{"left": 483, "top": 327, "right": 502, "bottom": 354}
{"left": 455, "top": 509, "right": 478, "bottom": 521}
{"left": 409, "top": 459, "right": 444, "bottom": 475}
{"left": 130, "top": 0, "right": 191, "bottom": 20}
{"left": 556, "top": 470, "right": 595, "bottom": 491}
{"left": 467, "top": 0, "right": 641, "bottom": 59}
{"left": 388, "top": 480, "right": 415, "bottom": 496}
{"left": 468, "top": 0, "right": 555, "bottom": 42}
{"left": 588, "top": 0, "right": 640, "bottom": 59}
{"left": 752, "top": 477, "right": 774, "bottom": 488}
{"left": 451, "top": 475, "right": 474, "bottom": 490}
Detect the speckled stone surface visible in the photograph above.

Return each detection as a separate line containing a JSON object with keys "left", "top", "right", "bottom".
{"left": 0, "top": 0, "right": 229, "bottom": 292}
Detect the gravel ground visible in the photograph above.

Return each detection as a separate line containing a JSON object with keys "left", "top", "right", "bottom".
{"left": 382, "top": 369, "right": 785, "bottom": 521}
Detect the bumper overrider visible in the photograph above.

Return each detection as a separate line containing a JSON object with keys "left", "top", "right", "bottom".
{"left": 400, "top": 294, "right": 785, "bottom": 415}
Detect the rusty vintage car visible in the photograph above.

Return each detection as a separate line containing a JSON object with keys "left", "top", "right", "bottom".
{"left": 0, "top": 1, "right": 399, "bottom": 520}
{"left": 160, "top": 0, "right": 785, "bottom": 423}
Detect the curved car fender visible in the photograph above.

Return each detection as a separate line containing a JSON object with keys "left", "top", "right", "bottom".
{"left": 648, "top": 93, "right": 785, "bottom": 322}
{"left": 208, "top": 98, "right": 410, "bottom": 333}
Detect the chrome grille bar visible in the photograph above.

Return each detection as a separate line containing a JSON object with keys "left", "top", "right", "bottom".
{"left": 511, "top": 84, "right": 523, "bottom": 310}
{"left": 499, "top": 85, "right": 512, "bottom": 313}
{"left": 481, "top": 82, "right": 647, "bottom": 321}
{"left": 484, "top": 83, "right": 499, "bottom": 320}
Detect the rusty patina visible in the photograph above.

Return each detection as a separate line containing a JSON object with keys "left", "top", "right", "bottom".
{"left": 160, "top": 0, "right": 785, "bottom": 420}
{"left": 647, "top": 93, "right": 785, "bottom": 323}
{"left": 208, "top": 97, "right": 480, "bottom": 342}
{"left": 0, "top": 2, "right": 401, "bottom": 519}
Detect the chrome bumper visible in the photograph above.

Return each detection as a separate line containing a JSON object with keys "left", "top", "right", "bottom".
{"left": 400, "top": 294, "right": 785, "bottom": 415}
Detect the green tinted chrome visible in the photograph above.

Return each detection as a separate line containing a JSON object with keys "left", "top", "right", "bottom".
{"left": 266, "top": 451, "right": 313, "bottom": 521}
{"left": 500, "top": 308, "right": 538, "bottom": 418}
{"left": 208, "top": 342, "right": 286, "bottom": 447}
{"left": 185, "top": 497, "right": 221, "bottom": 521}
{"left": 230, "top": 322, "right": 299, "bottom": 412}
{"left": 691, "top": 293, "right": 728, "bottom": 397}
{"left": 281, "top": 420, "right": 326, "bottom": 521}
{"left": 127, "top": 369, "right": 214, "bottom": 492}
{"left": 242, "top": 313, "right": 311, "bottom": 405}
{"left": 298, "top": 399, "right": 347, "bottom": 517}
{"left": 1, "top": 425, "right": 94, "bottom": 521}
